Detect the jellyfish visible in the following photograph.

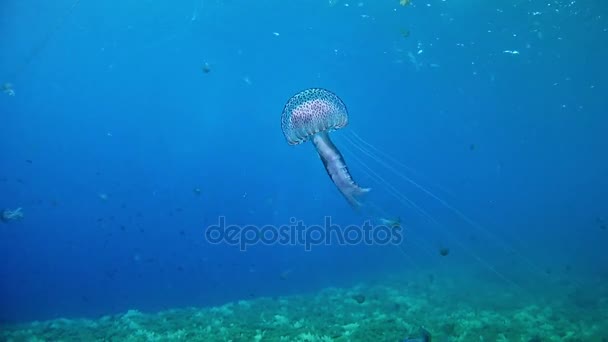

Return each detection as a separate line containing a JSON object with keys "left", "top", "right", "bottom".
{"left": 280, "top": 88, "right": 546, "bottom": 292}
{"left": 281, "top": 88, "right": 370, "bottom": 208}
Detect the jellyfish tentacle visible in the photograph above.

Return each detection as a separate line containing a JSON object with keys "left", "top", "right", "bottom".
{"left": 345, "top": 131, "right": 549, "bottom": 284}
{"left": 343, "top": 137, "right": 526, "bottom": 291}
{"left": 312, "top": 132, "right": 370, "bottom": 208}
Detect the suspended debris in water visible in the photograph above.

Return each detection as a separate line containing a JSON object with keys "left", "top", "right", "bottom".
{"left": 400, "top": 28, "right": 410, "bottom": 39}
{"left": 399, "top": 0, "right": 411, "bottom": 6}
{"left": 202, "top": 62, "right": 211, "bottom": 74}
{"left": 193, "top": 187, "right": 202, "bottom": 195}
{"left": 469, "top": 143, "right": 476, "bottom": 151}
{"left": 439, "top": 247, "right": 450, "bottom": 256}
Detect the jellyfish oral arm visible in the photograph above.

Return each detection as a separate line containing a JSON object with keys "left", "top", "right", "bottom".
{"left": 312, "top": 132, "right": 370, "bottom": 208}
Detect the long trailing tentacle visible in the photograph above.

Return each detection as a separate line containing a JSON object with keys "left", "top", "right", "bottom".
{"left": 345, "top": 130, "right": 549, "bottom": 284}
{"left": 342, "top": 132, "right": 527, "bottom": 292}
{"left": 8, "top": 0, "right": 83, "bottom": 82}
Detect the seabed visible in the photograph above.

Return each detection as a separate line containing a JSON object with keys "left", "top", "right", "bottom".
{"left": 1, "top": 274, "right": 606, "bottom": 342}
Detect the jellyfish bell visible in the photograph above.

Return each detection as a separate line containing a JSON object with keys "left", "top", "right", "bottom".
{"left": 281, "top": 88, "right": 370, "bottom": 208}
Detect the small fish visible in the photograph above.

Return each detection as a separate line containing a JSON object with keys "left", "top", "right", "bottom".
{"left": 1, "top": 207, "right": 24, "bottom": 223}
{"left": 403, "top": 327, "right": 431, "bottom": 342}
{"left": 597, "top": 217, "right": 606, "bottom": 230}
{"left": 379, "top": 217, "right": 401, "bottom": 228}
{"left": 2, "top": 83, "right": 15, "bottom": 96}
{"left": 351, "top": 294, "right": 366, "bottom": 304}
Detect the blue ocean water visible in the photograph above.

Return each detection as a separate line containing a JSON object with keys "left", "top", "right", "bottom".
{"left": 1, "top": 0, "right": 607, "bottom": 338}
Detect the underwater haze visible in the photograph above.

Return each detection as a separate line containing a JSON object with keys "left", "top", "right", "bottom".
{"left": 1, "top": 0, "right": 608, "bottom": 341}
